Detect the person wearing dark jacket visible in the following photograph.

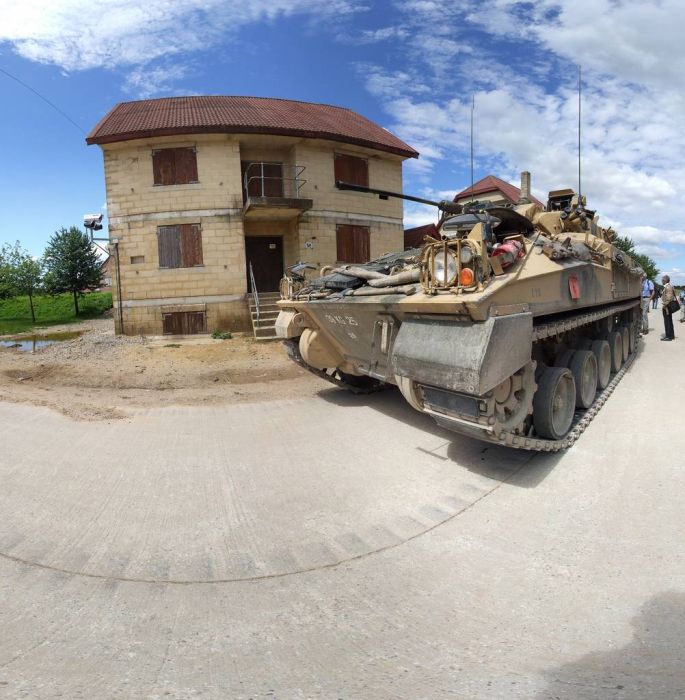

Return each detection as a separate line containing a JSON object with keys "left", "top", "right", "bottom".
{"left": 652, "top": 283, "right": 661, "bottom": 309}
{"left": 660, "top": 275, "right": 676, "bottom": 341}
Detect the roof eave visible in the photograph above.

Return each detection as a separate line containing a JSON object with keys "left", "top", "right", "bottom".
{"left": 86, "top": 125, "right": 419, "bottom": 159}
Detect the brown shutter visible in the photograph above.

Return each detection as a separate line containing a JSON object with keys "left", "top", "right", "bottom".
{"left": 158, "top": 226, "right": 181, "bottom": 268}
{"left": 336, "top": 224, "right": 370, "bottom": 263}
{"left": 185, "top": 312, "right": 207, "bottom": 334}
{"left": 163, "top": 312, "right": 206, "bottom": 335}
{"left": 334, "top": 154, "right": 352, "bottom": 184}
{"left": 334, "top": 154, "right": 368, "bottom": 187}
{"left": 353, "top": 225, "right": 370, "bottom": 262}
{"left": 180, "top": 224, "right": 203, "bottom": 267}
{"left": 351, "top": 157, "right": 369, "bottom": 187}
{"left": 153, "top": 149, "right": 176, "bottom": 185}
{"left": 242, "top": 161, "right": 263, "bottom": 197}
{"left": 163, "top": 313, "right": 183, "bottom": 335}
{"left": 175, "top": 147, "right": 198, "bottom": 184}
{"left": 336, "top": 224, "right": 353, "bottom": 262}
{"left": 263, "top": 163, "right": 283, "bottom": 197}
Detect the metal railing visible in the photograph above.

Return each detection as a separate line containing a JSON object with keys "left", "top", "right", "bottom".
{"left": 243, "top": 162, "right": 307, "bottom": 200}
{"left": 249, "top": 261, "right": 260, "bottom": 324}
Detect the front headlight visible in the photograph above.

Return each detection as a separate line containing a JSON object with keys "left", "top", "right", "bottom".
{"left": 433, "top": 249, "right": 458, "bottom": 286}
{"left": 460, "top": 245, "right": 474, "bottom": 264}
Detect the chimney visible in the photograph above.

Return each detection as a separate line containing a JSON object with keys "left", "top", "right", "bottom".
{"left": 519, "top": 171, "right": 531, "bottom": 203}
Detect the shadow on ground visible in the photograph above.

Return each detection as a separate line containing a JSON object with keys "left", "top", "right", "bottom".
{"left": 318, "top": 384, "right": 563, "bottom": 488}
{"left": 536, "top": 591, "right": 685, "bottom": 699}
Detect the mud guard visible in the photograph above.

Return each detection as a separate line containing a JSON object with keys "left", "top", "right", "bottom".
{"left": 390, "top": 313, "right": 533, "bottom": 396}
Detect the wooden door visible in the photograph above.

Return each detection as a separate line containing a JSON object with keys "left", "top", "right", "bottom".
{"left": 245, "top": 237, "right": 284, "bottom": 292}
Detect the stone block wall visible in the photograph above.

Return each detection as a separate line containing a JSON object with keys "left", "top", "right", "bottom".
{"left": 101, "top": 133, "right": 407, "bottom": 335}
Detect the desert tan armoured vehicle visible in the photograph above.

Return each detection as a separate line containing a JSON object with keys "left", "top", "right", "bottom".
{"left": 276, "top": 180, "right": 642, "bottom": 451}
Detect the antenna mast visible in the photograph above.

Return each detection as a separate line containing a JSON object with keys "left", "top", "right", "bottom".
{"left": 578, "top": 65, "right": 582, "bottom": 198}
{"left": 470, "top": 94, "right": 475, "bottom": 202}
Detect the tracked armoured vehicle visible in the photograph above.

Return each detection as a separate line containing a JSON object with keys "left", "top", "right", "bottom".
{"left": 276, "top": 178, "right": 642, "bottom": 451}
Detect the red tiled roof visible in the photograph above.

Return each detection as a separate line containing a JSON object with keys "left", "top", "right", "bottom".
{"left": 86, "top": 96, "right": 419, "bottom": 158}
{"left": 454, "top": 175, "right": 543, "bottom": 207}
{"left": 404, "top": 223, "right": 438, "bottom": 248}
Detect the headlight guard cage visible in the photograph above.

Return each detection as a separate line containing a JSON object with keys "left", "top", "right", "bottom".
{"left": 420, "top": 239, "right": 480, "bottom": 294}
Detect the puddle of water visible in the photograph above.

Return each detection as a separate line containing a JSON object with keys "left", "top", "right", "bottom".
{"left": 0, "top": 331, "right": 83, "bottom": 352}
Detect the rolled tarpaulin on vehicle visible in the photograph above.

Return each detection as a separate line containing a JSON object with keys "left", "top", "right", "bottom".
{"left": 366, "top": 268, "right": 421, "bottom": 287}
{"left": 333, "top": 266, "right": 386, "bottom": 280}
{"left": 348, "top": 284, "right": 417, "bottom": 296}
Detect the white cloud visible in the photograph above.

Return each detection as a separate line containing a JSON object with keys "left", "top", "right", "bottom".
{"left": 620, "top": 227, "right": 685, "bottom": 248}
{"left": 340, "top": 26, "right": 410, "bottom": 44}
{"left": 660, "top": 268, "right": 685, "bottom": 286}
{"left": 634, "top": 244, "right": 674, "bottom": 260}
{"left": 403, "top": 202, "right": 440, "bottom": 229}
{"left": 521, "top": 0, "right": 685, "bottom": 91}
{"left": 123, "top": 64, "right": 190, "bottom": 99}
{"left": 0, "top": 0, "right": 363, "bottom": 73}
{"left": 353, "top": 0, "right": 685, "bottom": 279}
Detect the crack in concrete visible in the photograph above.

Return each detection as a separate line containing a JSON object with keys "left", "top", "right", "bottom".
{"left": 0, "top": 453, "right": 537, "bottom": 586}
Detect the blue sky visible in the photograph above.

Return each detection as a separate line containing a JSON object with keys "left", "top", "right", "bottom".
{"left": 1, "top": 0, "right": 684, "bottom": 281}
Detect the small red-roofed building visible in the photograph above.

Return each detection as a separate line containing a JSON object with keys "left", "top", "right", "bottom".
{"left": 453, "top": 173, "right": 544, "bottom": 208}
{"left": 98, "top": 256, "right": 113, "bottom": 291}
{"left": 404, "top": 223, "right": 438, "bottom": 249}
{"left": 87, "top": 96, "right": 418, "bottom": 336}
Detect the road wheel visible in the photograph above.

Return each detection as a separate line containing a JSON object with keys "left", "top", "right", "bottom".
{"left": 395, "top": 375, "right": 423, "bottom": 411}
{"left": 629, "top": 323, "right": 638, "bottom": 353}
{"left": 533, "top": 367, "right": 576, "bottom": 440}
{"left": 569, "top": 350, "right": 597, "bottom": 408}
{"left": 591, "top": 339, "right": 611, "bottom": 390}
{"left": 491, "top": 362, "right": 536, "bottom": 435}
{"left": 553, "top": 349, "right": 575, "bottom": 367}
{"left": 607, "top": 331, "right": 623, "bottom": 373}
{"left": 620, "top": 325, "right": 630, "bottom": 361}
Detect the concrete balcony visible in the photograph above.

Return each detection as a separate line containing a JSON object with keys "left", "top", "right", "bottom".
{"left": 242, "top": 162, "right": 313, "bottom": 220}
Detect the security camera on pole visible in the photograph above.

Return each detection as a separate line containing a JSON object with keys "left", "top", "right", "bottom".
{"left": 83, "top": 212, "right": 123, "bottom": 333}
{"left": 83, "top": 213, "right": 103, "bottom": 234}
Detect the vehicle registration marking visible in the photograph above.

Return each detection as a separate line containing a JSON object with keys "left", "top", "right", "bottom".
{"left": 324, "top": 314, "right": 359, "bottom": 326}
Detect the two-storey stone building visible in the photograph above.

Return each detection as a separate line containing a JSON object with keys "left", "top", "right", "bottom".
{"left": 87, "top": 96, "right": 418, "bottom": 335}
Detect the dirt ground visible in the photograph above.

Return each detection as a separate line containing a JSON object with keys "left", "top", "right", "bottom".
{"left": 0, "top": 318, "right": 324, "bottom": 421}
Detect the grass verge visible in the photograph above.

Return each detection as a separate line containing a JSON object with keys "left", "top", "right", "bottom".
{"left": 0, "top": 292, "right": 113, "bottom": 335}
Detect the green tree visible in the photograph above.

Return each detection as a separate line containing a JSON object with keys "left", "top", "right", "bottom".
{"left": 3, "top": 243, "right": 43, "bottom": 322}
{"left": 0, "top": 245, "right": 12, "bottom": 299}
{"left": 612, "top": 235, "right": 659, "bottom": 281}
{"left": 43, "top": 227, "right": 102, "bottom": 316}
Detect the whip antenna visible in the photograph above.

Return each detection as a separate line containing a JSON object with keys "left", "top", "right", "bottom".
{"left": 578, "top": 65, "right": 582, "bottom": 198}
{"left": 470, "top": 94, "right": 475, "bottom": 202}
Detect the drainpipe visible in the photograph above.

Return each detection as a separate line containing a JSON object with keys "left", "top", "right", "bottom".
{"left": 112, "top": 239, "right": 123, "bottom": 334}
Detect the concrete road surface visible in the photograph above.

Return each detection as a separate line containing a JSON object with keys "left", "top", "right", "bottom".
{"left": 1, "top": 328, "right": 684, "bottom": 699}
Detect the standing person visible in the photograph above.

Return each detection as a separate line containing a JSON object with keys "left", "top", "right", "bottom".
{"left": 640, "top": 274, "right": 654, "bottom": 333}
{"left": 680, "top": 289, "right": 685, "bottom": 323}
{"left": 660, "top": 275, "right": 676, "bottom": 341}
{"left": 652, "top": 282, "right": 660, "bottom": 309}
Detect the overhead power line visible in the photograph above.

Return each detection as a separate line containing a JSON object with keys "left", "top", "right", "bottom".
{"left": 0, "top": 65, "right": 86, "bottom": 135}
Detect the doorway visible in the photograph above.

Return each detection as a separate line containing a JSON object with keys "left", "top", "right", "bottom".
{"left": 245, "top": 236, "right": 284, "bottom": 292}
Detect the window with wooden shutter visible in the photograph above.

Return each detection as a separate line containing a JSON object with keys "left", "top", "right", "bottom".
{"left": 157, "top": 224, "right": 203, "bottom": 268}
{"left": 336, "top": 224, "right": 370, "bottom": 263}
{"left": 334, "top": 153, "right": 369, "bottom": 187}
{"left": 152, "top": 147, "right": 198, "bottom": 185}
{"left": 162, "top": 311, "right": 207, "bottom": 335}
